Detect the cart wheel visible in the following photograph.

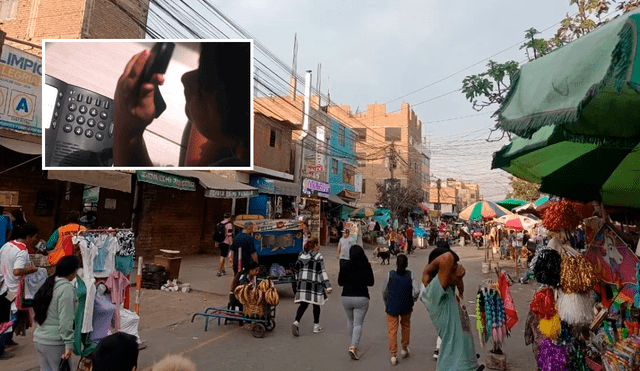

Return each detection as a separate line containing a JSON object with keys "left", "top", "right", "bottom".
{"left": 252, "top": 323, "right": 266, "bottom": 338}
{"left": 265, "top": 319, "right": 276, "bottom": 331}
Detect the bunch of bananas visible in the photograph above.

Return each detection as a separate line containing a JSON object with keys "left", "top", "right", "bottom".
{"left": 234, "top": 278, "right": 280, "bottom": 307}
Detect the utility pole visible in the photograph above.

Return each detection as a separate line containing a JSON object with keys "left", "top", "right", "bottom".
{"left": 388, "top": 141, "right": 397, "bottom": 179}
{"left": 436, "top": 178, "right": 441, "bottom": 212}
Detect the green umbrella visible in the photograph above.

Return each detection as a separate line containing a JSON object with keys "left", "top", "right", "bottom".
{"left": 492, "top": 125, "right": 640, "bottom": 208}
{"left": 496, "top": 9, "right": 640, "bottom": 144}
{"left": 496, "top": 198, "right": 528, "bottom": 210}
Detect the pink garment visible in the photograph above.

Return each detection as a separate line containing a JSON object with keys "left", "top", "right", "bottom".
{"left": 105, "top": 271, "right": 130, "bottom": 331}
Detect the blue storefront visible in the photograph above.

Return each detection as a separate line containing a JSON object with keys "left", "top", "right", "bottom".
{"left": 248, "top": 176, "right": 299, "bottom": 218}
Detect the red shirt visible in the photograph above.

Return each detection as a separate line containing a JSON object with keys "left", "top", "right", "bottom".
{"left": 406, "top": 228, "right": 414, "bottom": 240}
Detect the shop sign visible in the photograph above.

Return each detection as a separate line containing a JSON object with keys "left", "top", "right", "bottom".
{"left": 205, "top": 189, "right": 258, "bottom": 199}
{"left": 136, "top": 170, "right": 196, "bottom": 191}
{"left": 0, "top": 46, "right": 42, "bottom": 134}
{"left": 302, "top": 178, "right": 329, "bottom": 198}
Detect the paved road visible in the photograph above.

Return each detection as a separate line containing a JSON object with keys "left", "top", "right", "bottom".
{"left": 136, "top": 244, "right": 540, "bottom": 371}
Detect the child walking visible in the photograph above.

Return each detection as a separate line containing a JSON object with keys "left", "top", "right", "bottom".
{"left": 383, "top": 254, "right": 420, "bottom": 365}
{"left": 292, "top": 238, "right": 332, "bottom": 336}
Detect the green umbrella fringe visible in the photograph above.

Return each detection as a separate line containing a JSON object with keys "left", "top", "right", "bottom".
{"left": 562, "top": 129, "right": 640, "bottom": 148}
{"left": 496, "top": 17, "right": 639, "bottom": 140}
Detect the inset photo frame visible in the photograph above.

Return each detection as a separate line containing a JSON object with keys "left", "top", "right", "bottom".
{"left": 43, "top": 39, "right": 253, "bottom": 170}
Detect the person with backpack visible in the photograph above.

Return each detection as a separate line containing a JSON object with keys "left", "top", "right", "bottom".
{"left": 32, "top": 255, "right": 80, "bottom": 371}
{"left": 383, "top": 254, "right": 420, "bottom": 365}
{"left": 214, "top": 213, "right": 234, "bottom": 277}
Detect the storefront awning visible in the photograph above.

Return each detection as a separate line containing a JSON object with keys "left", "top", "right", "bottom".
{"left": 327, "top": 193, "right": 351, "bottom": 206}
{"left": 250, "top": 176, "right": 299, "bottom": 197}
{"left": 163, "top": 170, "right": 258, "bottom": 199}
{"left": 338, "top": 189, "right": 360, "bottom": 200}
{"left": 48, "top": 170, "right": 132, "bottom": 193}
{"left": 0, "top": 135, "right": 42, "bottom": 155}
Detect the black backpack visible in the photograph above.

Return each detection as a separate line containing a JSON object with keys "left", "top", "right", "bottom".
{"left": 213, "top": 222, "right": 228, "bottom": 243}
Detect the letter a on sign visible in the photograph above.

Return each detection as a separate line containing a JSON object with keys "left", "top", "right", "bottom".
{"left": 16, "top": 97, "right": 29, "bottom": 113}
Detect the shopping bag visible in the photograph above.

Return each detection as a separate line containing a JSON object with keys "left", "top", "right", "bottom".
{"left": 58, "top": 358, "right": 71, "bottom": 371}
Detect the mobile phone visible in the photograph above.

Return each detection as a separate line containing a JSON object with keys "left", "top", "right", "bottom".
{"left": 141, "top": 42, "right": 175, "bottom": 118}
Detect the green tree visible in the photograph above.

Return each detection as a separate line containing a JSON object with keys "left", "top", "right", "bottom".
{"left": 376, "top": 179, "right": 423, "bottom": 222}
{"left": 505, "top": 176, "right": 540, "bottom": 201}
{"left": 461, "top": 60, "right": 519, "bottom": 112}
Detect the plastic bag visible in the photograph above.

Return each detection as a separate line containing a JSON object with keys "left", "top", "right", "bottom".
{"left": 269, "top": 263, "right": 286, "bottom": 278}
{"left": 119, "top": 308, "right": 141, "bottom": 343}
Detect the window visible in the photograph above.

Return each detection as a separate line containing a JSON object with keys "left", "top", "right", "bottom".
{"left": 357, "top": 152, "right": 366, "bottom": 167}
{"left": 343, "top": 165, "right": 355, "bottom": 186}
{"left": 331, "top": 159, "right": 339, "bottom": 175}
{"left": 362, "top": 179, "right": 366, "bottom": 194}
{"left": 338, "top": 126, "right": 346, "bottom": 146}
{"left": 385, "top": 127, "right": 402, "bottom": 141}
{"left": 353, "top": 128, "right": 367, "bottom": 142}
{"left": 269, "top": 128, "right": 276, "bottom": 147}
{"left": 0, "top": 0, "right": 18, "bottom": 20}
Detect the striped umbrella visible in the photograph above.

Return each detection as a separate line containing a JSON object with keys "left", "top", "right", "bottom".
{"left": 458, "top": 201, "right": 513, "bottom": 221}
{"left": 493, "top": 125, "right": 640, "bottom": 208}
{"left": 495, "top": 214, "right": 539, "bottom": 231}
{"left": 496, "top": 198, "right": 528, "bottom": 211}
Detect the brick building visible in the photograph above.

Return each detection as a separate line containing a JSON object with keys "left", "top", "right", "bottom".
{"left": 428, "top": 178, "right": 481, "bottom": 213}
{"left": 0, "top": 0, "right": 149, "bottom": 56}
{"left": 329, "top": 103, "right": 428, "bottom": 208}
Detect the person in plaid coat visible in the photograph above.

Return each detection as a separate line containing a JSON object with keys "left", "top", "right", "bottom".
{"left": 292, "top": 238, "right": 332, "bottom": 336}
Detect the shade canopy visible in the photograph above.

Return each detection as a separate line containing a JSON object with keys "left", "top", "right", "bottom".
{"left": 497, "top": 9, "right": 640, "bottom": 145}
{"left": 492, "top": 125, "right": 640, "bottom": 208}
{"left": 496, "top": 198, "right": 528, "bottom": 210}
{"left": 459, "top": 201, "right": 512, "bottom": 221}
{"left": 495, "top": 214, "right": 539, "bottom": 231}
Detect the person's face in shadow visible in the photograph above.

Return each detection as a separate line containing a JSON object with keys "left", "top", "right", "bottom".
{"left": 181, "top": 69, "right": 222, "bottom": 140}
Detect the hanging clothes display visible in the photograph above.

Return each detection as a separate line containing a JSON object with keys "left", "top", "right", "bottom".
{"left": 115, "top": 230, "right": 135, "bottom": 256}
{"left": 105, "top": 270, "right": 130, "bottom": 331}
{"left": 90, "top": 284, "right": 117, "bottom": 343}
{"left": 87, "top": 233, "right": 118, "bottom": 278}
{"left": 73, "top": 235, "right": 98, "bottom": 334}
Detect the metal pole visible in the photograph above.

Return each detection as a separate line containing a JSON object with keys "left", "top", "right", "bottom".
{"left": 134, "top": 256, "right": 143, "bottom": 314}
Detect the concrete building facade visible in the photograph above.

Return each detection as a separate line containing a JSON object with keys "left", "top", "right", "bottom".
{"left": 329, "top": 102, "right": 427, "bottom": 208}
{"left": 428, "top": 178, "right": 481, "bottom": 213}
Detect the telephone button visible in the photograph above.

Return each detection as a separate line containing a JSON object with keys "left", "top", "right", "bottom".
{"left": 58, "top": 92, "right": 63, "bottom": 99}
{"left": 87, "top": 119, "right": 96, "bottom": 127}
{"left": 97, "top": 121, "right": 106, "bottom": 130}
{"left": 89, "top": 108, "right": 98, "bottom": 117}
{"left": 53, "top": 111, "right": 59, "bottom": 119}
{"left": 52, "top": 121, "right": 58, "bottom": 129}
{"left": 86, "top": 96, "right": 92, "bottom": 104}
{"left": 95, "top": 132, "right": 104, "bottom": 141}
{"left": 63, "top": 124, "right": 72, "bottom": 133}
{"left": 79, "top": 105, "right": 87, "bottom": 114}
{"left": 104, "top": 101, "right": 110, "bottom": 109}
{"left": 100, "top": 111, "right": 108, "bottom": 120}
{"left": 85, "top": 129, "right": 94, "bottom": 138}
{"left": 74, "top": 127, "right": 83, "bottom": 135}
{"left": 95, "top": 98, "right": 101, "bottom": 106}
{"left": 108, "top": 123, "right": 114, "bottom": 137}
{"left": 68, "top": 103, "right": 77, "bottom": 111}
{"left": 65, "top": 114, "right": 75, "bottom": 122}
{"left": 56, "top": 101, "right": 61, "bottom": 109}
{"left": 77, "top": 94, "right": 83, "bottom": 102}
{"left": 76, "top": 116, "right": 86, "bottom": 125}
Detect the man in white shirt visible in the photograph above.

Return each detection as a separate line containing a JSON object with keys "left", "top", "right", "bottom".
{"left": 337, "top": 229, "right": 354, "bottom": 260}
{"left": 0, "top": 224, "right": 39, "bottom": 357}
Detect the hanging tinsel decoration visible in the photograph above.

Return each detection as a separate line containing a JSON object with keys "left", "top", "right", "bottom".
{"left": 476, "top": 290, "right": 485, "bottom": 347}
{"left": 570, "top": 347, "right": 589, "bottom": 371}
{"left": 537, "top": 339, "right": 569, "bottom": 371}
{"left": 539, "top": 314, "right": 561, "bottom": 340}
{"left": 529, "top": 288, "right": 557, "bottom": 320}
{"left": 558, "top": 321, "right": 572, "bottom": 344}
{"left": 560, "top": 254, "right": 598, "bottom": 294}
{"left": 556, "top": 290, "right": 595, "bottom": 326}
{"left": 635, "top": 262, "right": 640, "bottom": 308}
{"left": 532, "top": 249, "right": 562, "bottom": 286}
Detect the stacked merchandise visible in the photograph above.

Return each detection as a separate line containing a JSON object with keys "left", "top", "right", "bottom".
{"left": 234, "top": 278, "right": 279, "bottom": 318}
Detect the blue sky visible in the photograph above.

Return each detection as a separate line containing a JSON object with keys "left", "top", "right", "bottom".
{"left": 148, "top": 0, "right": 587, "bottom": 200}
